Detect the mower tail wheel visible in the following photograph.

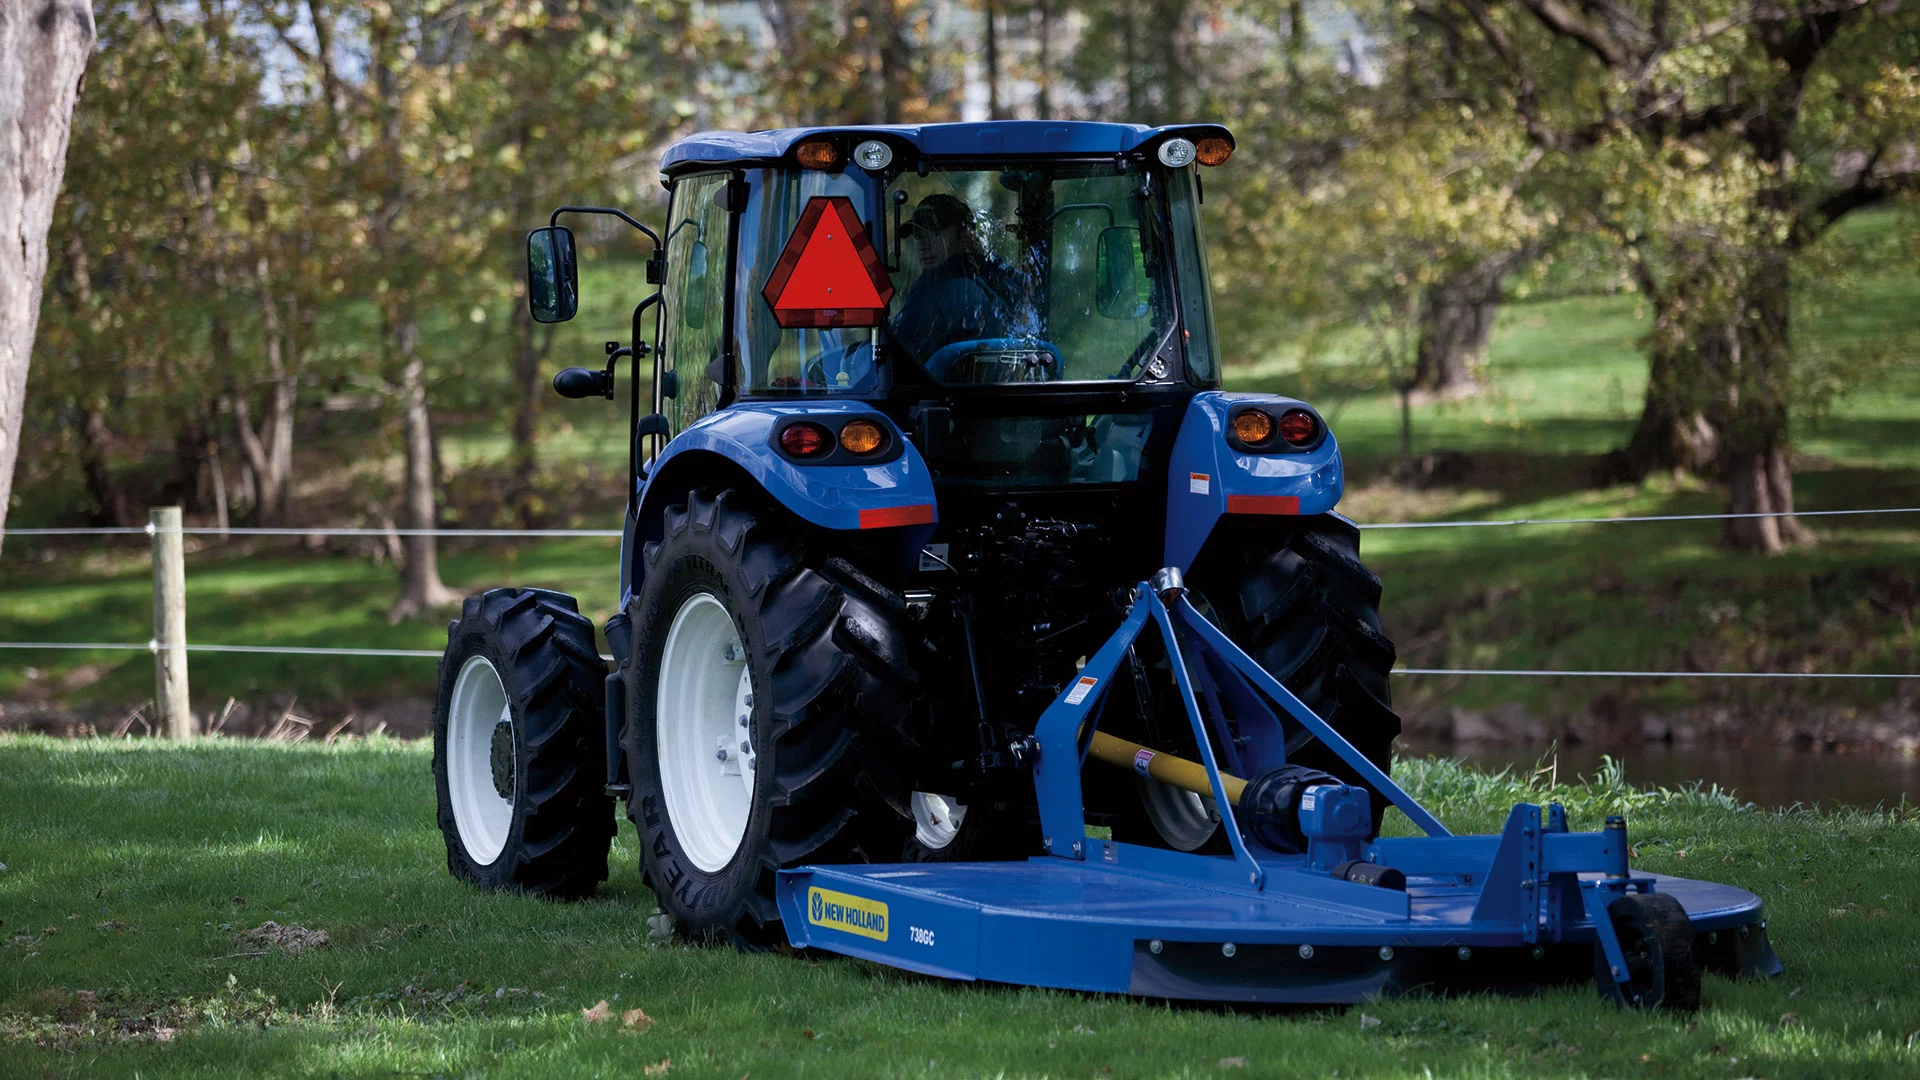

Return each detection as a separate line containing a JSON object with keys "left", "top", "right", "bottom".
{"left": 1595, "top": 892, "right": 1702, "bottom": 1012}
{"left": 432, "top": 588, "right": 614, "bottom": 899}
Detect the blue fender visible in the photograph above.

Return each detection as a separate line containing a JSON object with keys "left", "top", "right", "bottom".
{"left": 1163, "top": 392, "right": 1345, "bottom": 571}
{"left": 622, "top": 401, "right": 938, "bottom": 605}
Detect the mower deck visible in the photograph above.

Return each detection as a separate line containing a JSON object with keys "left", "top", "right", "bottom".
{"left": 778, "top": 850, "right": 1777, "bottom": 1003}
{"left": 777, "top": 576, "right": 1782, "bottom": 1004}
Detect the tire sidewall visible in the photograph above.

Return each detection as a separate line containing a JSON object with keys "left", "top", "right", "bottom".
{"left": 628, "top": 538, "right": 773, "bottom": 934}
{"left": 433, "top": 619, "right": 536, "bottom": 888}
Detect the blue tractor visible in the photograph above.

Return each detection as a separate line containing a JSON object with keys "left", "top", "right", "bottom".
{"left": 431, "top": 122, "right": 1779, "bottom": 1008}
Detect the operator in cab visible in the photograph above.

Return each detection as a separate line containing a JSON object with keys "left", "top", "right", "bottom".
{"left": 889, "top": 194, "right": 1026, "bottom": 377}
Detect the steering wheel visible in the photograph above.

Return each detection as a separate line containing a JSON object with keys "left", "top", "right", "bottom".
{"left": 925, "top": 338, "right": 1064, "bottom": 384}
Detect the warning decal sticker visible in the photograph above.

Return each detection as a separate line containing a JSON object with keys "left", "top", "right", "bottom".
{"left": 761, "top": 195, "right": 895, "bottom": 329}
{"left": 1189, "top": 472, "right": 1210, "bottom": 495}
{"left": 1132, "top": 748, "right": 1156, "bottom": 776}
{"left": 1065, "top": 676, "right": 1098, "bottom": 706}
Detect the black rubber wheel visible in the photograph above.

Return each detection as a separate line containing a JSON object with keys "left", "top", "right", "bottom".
{"left": 1116, "top": 514, "right": 1402, "bottom": 848}
{"left": 626, "top": 489, "right": 916, "bottom": 946}
{"left": 1595, "top": 892, "right": 1701, "bottom": 1012}
{"left": 432, "top": 588, "right": 614, "bottom": 899}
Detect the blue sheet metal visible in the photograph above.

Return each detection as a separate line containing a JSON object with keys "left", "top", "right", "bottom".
{"left": 638, "top": 400, "right": 937, "bottom": 534}
{"left": 661, "top": 122, "right": 1236, "bottom": 171}
{"left": 775, "top": 858, "right": 1768, "bottom": 1001}
{"left": 1163, "top": 393, "right": 1345, "bottom": 571}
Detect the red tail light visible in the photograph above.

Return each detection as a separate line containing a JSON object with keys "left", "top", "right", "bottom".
{"left": 1278, "top": 409, "right": 1319, "bottom": 446}
{"left": 779, "top": 422, "right": 833, "bottom": 458}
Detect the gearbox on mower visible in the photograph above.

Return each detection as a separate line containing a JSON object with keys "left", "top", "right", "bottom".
{"left": 430, "top": 122, "right": 1780, "bottom": 1009}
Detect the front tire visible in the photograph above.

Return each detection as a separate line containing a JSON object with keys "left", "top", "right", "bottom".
{"left": 432, "top": 588, "right": 614, "bottom": 899}
{"left": 627, "top": 489, "right": 916, "bottom": 945}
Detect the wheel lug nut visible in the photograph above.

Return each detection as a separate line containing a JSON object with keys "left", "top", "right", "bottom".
{"left": 740, "top": 741, "right": 751, "bottom": 754}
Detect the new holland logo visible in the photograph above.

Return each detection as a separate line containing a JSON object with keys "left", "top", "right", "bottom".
{"left": 807, "top": 886, "right": 889, "bottom": 941}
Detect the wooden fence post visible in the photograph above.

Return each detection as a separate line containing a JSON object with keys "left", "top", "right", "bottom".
{"left": 150, "top": 506, "right": 191, "bottom": 738}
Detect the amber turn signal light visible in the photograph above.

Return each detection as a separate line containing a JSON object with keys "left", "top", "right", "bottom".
{"left": 779, "top": 422, "right": 833, "bottom": 458}
{"left": 838, "top": 419, "right": 886, "bottom": 455}
{"left": 1194, "top": 137, "right": 1234, "bottom": 166}
{"left": 1279, "top": 409, "right": 1319, "bottom": 446}
{"left": 795, "top": 139, "right": 839, "bottom": 170}
{"left": 1233, "top": 409, "right": 1274, "bottom": 445}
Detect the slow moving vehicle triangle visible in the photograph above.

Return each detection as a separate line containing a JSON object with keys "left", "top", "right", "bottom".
{"left": 761, "top": 195, "right": 894, "bottom": 328}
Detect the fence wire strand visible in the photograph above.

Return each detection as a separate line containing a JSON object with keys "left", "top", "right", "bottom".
{"left": 0, "top": 640, "right": 1908, "bottom": 678}
{"left": 1, "top": 505, "right": 1917, "bottom": 539}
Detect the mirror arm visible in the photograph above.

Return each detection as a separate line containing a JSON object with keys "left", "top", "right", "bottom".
{"left": 549, "top": 205, "right": 662, "bottom": 251}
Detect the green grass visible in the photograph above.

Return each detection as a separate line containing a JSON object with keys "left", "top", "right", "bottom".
{"left": 2, "top": 735, "right": 1915, "bottom": 1078}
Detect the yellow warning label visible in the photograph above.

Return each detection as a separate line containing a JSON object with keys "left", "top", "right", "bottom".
{"left": 808, "top": 886, "right": 889, "bottom": 941}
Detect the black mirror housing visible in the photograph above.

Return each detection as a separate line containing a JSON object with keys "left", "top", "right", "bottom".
{"left": 527, "top": 226, "right": 580, "bottom": 323}
{"left": 553, "top": 366, "right": 610, "bottom": 399}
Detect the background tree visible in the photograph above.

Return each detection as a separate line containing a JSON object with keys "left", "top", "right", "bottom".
{"left": 0, "top": 0, "right": 95, "bottom": 550}
{"left": 1421, "top": 0, "right": 1920, "bottom": 552}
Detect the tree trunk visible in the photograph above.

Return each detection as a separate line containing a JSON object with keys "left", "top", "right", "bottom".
{"left": 1413, "top": 252, "right": 1521, "bottom": 397}
{"left": 0, "top": 0, "right": 95, "bottom": 553}
{"left": 231, "top": 378, "right": 294, "bottom": 525}
{"left": 509, "top": 182, "right": 542, "bottom": 524}
{"left": 1714, "top": 260, "right": 1810, "bottom": 553}
{"left": 983, "top": 0, "right": 1005, "bottom": 120}
{"left": 1035, "top": 0, "right": 1053, "bottom": 117}
{"left": 78, "top": 406, "right": 133, "bottom": 527}
{"left": 388, "top": 317, "right": 457, "bottom": 622}
{"left": 1618, "top": 334, "right": 1719, "bottom": 478}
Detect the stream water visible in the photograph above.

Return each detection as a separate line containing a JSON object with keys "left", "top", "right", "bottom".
{"left": 1398, "top": 738, "right": 1918, "bottom": 811}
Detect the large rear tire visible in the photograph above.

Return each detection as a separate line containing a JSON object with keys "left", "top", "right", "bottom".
{"left": 432, "top": 588, "right": 614, "bottom": 899}
{"left": 1115, "top": 514, "right": 1402, "bottom": 848}
{"left": 626, "top": 489, "right": 916, "bottom": 945}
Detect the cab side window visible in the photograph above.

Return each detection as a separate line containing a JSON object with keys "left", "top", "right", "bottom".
{"left": 662, "top": 174, "right": 731, "bottom": 435}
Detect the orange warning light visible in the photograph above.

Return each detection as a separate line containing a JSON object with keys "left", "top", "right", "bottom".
{"left": 760, "top": 196, "right": 895, "bottom": 329}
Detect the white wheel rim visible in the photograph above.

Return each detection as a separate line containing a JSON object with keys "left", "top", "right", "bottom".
{"left": 448, "top": 655, "right": 515, "bottom": 865}
{"left": 1139, "top": 776, "right": 1219, "bottom": 852}
{"left": 656, "top": 592, "right": 755, "bottom": 873}
{"left": 911, "top": 791, "right": 968, "bottom": 850}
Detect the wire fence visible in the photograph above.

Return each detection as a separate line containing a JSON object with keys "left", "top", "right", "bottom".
{"left": 2, "top": 505, "right": 1917, "bottom": 685}
{"left": 3, "top": 504, "right": 1918, "bottom": 539}
{"left": 0, "top": 641, "right": 1911, "bottom": 680}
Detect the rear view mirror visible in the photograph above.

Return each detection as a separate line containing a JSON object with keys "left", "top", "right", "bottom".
{"left": 1095, "top": 226, "right": 1149, "bottom": 320}
{"left": 527, "top": 226, "right": 579, "bottom": 323}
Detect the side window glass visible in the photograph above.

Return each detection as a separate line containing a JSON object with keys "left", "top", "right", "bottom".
{"left": 662, "top": 174, "right": 730, "bottom": 435}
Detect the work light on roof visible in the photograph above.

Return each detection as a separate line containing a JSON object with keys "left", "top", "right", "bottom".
{"left": 853, "top": 140, "right": 893, "bottom": 171}
{"left": 1157, "top": 137, "right": 1197, "bottom": 168}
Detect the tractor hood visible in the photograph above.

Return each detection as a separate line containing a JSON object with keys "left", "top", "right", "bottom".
{"left": 660, "top": 122, "right": 1235, "bottom": 173}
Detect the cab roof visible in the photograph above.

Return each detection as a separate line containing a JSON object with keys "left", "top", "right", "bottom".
{"left": 659, "top": 121, "right": 1234, "bottom": 173}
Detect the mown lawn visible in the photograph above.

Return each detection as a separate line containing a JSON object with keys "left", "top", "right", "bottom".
{"left": 1, "top": 736, "right": 1915, "bottom": 1078}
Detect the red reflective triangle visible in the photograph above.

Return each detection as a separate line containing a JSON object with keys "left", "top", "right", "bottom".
{"left": 761, "top": 196, "right": 895, "bottom": 329}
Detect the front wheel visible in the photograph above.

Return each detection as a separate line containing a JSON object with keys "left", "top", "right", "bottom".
{"left": 432, "top": 588, "right": 614, "bottom": 899}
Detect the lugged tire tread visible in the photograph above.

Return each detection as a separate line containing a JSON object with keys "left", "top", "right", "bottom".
{"left": 434, "top": 588, "right": 613, "bottom": 900}
{"left": 627, "top": 488, "right": 916, "bottom": 946}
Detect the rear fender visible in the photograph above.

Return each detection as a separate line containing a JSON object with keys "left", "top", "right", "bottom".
{"left": 1164, "top": 392, "right": 1344, "bottom": 571}
{"left": 619, "top": 402, "right": 938, "bottom": 610}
